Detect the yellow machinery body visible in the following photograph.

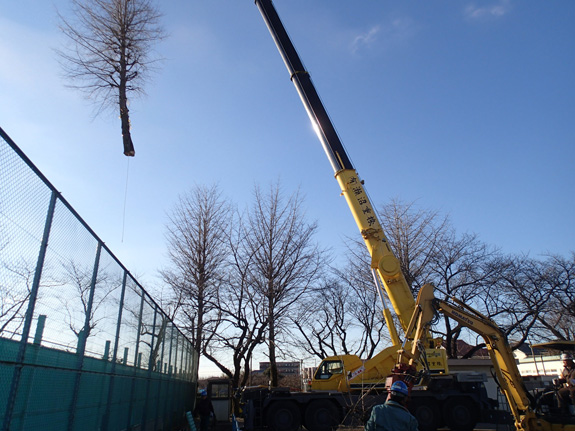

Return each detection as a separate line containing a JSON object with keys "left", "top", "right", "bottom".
{"left": 404, "top": 284, "right": 575, "bottom": 431}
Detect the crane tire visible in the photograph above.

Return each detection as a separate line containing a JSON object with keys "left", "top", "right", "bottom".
{"left": 304, "top": 399, "right": 340, "bottom": 431}
{"left": 409, "top": 398, "right": 441, "bottom": 431}
{"left": 265, "top": 401, "right": 301, "bottom": 431}
{"left": 442, "top": 397, "right": 478, "bottom": 431}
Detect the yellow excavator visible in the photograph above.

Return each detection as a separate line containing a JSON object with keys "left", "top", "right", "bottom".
{"left": 399, "top": 284, "right": 575, "bottom": 431}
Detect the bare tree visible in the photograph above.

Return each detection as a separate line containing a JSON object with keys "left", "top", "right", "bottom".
{"left": 337, "top": 240, "right": 396, "bottom": 358}
{"left": 59, "top": 259, "right": 120, "bottom": 349}
{"left": 422, "top": 229, "right": 505, "bottom": 358}
{"left": 538, "top": 252, "right": 575, "bottom": 340}
{"left": 290, "top": 279, "right": 355, "bottom": 359}
{"left": 203, "top": 258, "right": 268, "bottom": 389}
{"left": 57, "top": 0, "right": 165, "bottom": 156}
{"left": 310, "top": 197, "right": 572, "bottom": 362}
{"left": 379, "top": 198, "right": 450, "bottom": 294}
{"left": 500, "top": 253, "right": 575, "bottom": 343}
{"left": 161, "top": 184, "right": 231, "bottom": 367}
{"left": 0, "top": 260, "right": 34, "bottom": 338}
{"left": 242, "top": 183, "right": 324, "bottom": 387}
{"left": 119, "top": 283, "right": 167, "bottom": 368}
{"left": 290, "top": 270, "right": 386, "bottom": 362}
{"left": 291, "top": 199, "right": 449, "bottom": 363}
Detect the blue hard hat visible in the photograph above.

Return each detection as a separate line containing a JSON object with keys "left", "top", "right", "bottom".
{"left": 390, "top": 381, "right": 409, "bottom": 397}
{"left": 200, "top": 389, "right": 207, "bottom": 396}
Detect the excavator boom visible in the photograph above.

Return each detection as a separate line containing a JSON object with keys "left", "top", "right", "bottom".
{"left": 403, "top": 284, "right": 575, "bottom": 431}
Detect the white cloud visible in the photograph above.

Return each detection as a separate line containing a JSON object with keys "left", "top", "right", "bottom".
{"left": 350, "top": 17, "right": 415, "bottom": 55}
{"left": 351, "top": 25, "right": 381, "bottom": 54}
{"left": 465, "top": 0, "right": 512, "bottom": 19}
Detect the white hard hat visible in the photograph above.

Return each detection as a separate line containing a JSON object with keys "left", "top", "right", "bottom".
{"left": 561, "top": 353, "right": 573, "bottom": 360}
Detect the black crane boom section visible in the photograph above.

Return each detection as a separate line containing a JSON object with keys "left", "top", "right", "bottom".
{"left": 255, "top": 0, "right": 354, "bottom": 173}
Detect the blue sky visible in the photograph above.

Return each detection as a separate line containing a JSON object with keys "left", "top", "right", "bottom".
{"left": 1, "top": 1, "right": 574, "bottom": 373}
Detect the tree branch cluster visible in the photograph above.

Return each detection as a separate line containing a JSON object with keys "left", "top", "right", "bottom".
{"left": 160, "top": 186, "right": 574, "bottom": 389}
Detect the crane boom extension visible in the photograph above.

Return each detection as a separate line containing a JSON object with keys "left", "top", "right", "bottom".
{"left": 254, "top": 0, "right": 415, "bottom": 334}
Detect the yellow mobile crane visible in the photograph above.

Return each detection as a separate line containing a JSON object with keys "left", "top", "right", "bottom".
{"left": 239, "top": 1, "right": 501, "bottom": 431}
{"left": 255, "top": 0, "right": 443, "bottom": 390}
{"left": 399, "top": 284, "right": 575, "bottom": 431}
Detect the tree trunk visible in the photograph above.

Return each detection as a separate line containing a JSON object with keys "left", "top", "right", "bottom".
{"left": 269, "top": 303, "right": 279, "bottom": 387}
{"left": 119, "top": 30, "right": 135, "bottom": 157}
{"left": 119, "top": 84, "right": 134, "bottom": 156}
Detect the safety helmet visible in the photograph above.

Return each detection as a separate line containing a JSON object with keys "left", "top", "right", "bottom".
{"left": 561, "top": 353, "right": 573, "bottom": 361}
{"left": 199, "top": 389, "right": 207, "bottom": 396}
{"left": 390, "top": 381, "right": 409, "bottom": 397}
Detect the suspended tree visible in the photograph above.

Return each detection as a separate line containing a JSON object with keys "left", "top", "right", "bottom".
{"left": 57, "top": 0, "right": 165, "bottom": 156}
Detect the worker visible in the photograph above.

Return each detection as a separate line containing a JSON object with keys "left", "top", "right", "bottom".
{"left": 194, "top": 389, "right": 215, "bottom": 431}
{"left": 555, "top": 353, "right": 575, "bottom": 415}
{"left": 365, "top": 381, "right": 419, "bottom": 431}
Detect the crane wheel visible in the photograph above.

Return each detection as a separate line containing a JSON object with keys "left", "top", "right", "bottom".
{"left": 442, "top": 397, "right": 478, "bottom": 431}
{"left": 304, "top": 399, "right": 340, "bottom": 431}
{"left": 409, "top": 398, "right": 441, "bottom": 431}
{"left": 265, "top": 401, "right": 301, "bottom": 431}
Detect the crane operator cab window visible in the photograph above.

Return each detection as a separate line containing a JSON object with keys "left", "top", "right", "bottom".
{"left": 314, "top": 360, "right": 344, "bottom": 380}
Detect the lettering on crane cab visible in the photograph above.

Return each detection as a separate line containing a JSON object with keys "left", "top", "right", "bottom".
{"left": 349, "top": 365, "right": 366, "bottom": 380}
{"left": 425, "top": 350, "right": 447, "bottom": 373}
{"left": 452, "top": 310, "right": 474, "bottom": 326}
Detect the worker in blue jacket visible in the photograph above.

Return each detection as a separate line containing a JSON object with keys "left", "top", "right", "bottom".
{"left": 365, "top": 381, "right": 419, "bottom": 431}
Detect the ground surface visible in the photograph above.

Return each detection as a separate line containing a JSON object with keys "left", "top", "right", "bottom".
{"left": 205, "top": 423, "right": 509, "bottom": 431}
{"left": 206, "top": 423, "right": 512, "bottom": 431}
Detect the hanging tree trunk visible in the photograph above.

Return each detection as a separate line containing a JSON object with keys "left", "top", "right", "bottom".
{"left": 119, "top": 10, "right": 135, "bottom": 157}
{"left": 119, "top": 87, "right": 135, "bottom": 156}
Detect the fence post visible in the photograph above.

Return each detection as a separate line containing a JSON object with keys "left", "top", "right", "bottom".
{"left": 141, "top": 303, "right": 158, "bottom": 429}
{"left": 67, "top": 242, "right": 102, "bottom": 431}
{"left": 155, "top": 321, "right": 168, "bottom": 425}
{"left": 2, "top": 191, "right": 57, "bottom": 431}
{"left": 102, "top": 271, "right": 128, "bottom": 431}
{"left": 33, "top": 315, "right": 46, "bottom": 346}
{"left": 163, "top": 324, "right": 175, "bottom": 427}
{"left": 126, "top": 291, "right": 145, "bottom": 430}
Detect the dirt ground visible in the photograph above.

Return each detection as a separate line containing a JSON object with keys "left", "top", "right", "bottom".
{"left": 208, "top": 423, "right": 509, "bottom": 431}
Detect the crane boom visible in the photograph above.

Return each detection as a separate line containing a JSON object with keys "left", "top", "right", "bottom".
{"left": 239, "top": 3, "right": 508, "bottom": 429}
{"left": 254, "top": 0, "right": 416, "bottom": 334}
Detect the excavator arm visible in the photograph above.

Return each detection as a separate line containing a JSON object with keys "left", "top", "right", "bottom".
{"left": 402, "top": 284, "right": 561, "bottom": 431}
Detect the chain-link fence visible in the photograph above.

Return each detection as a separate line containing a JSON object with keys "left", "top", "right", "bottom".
{"left": 0, "top": 127, "right": 199, "bottom": 431}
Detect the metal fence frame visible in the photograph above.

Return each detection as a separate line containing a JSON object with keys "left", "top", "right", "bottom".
{"left": 0, "top": 127, "right": 198, "bottom": 431}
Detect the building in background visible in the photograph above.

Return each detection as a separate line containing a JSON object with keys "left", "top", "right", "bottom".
{"left": 256, "top": 361, "right": 301, "bottom": 376}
